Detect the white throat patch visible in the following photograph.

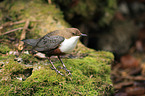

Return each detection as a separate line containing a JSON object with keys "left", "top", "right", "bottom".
{"left": 59, "top": 36, "right": 80, "bottom": 53}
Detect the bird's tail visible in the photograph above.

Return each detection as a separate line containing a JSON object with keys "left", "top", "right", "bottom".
{"left": 22, "top": 39, "right": 40, "bottom": 47}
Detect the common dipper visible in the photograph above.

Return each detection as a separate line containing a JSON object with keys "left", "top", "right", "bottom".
{"left": 22, "top": 28, "right": 87, "bottom": 76}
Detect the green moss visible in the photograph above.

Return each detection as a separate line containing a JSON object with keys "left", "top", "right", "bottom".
{"left": 20, "top": 53, "right": 38, "bottom": 64}
{"left": 0, "top": 59, "right": 26, "bottom": 80}
{"left": 3, "top": 59, "right": 25, "bottom": 73}
{"left": 0, "top": 50, "right": 114, "bottom": 95}
{"left": 1, "top": 0, "right": 70, "bottom": 37}
{"left": 0, "top": 0, "right": 70, "bottom": 43}
{"left": 0, "top": 44, "right": 11, "bottom": 54}
{"left": 22, "top": 51, "right": 113, "bottom": 95}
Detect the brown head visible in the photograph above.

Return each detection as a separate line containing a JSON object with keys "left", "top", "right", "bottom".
{"left": 57, "top": 28, "right": 87, "bottom": 38}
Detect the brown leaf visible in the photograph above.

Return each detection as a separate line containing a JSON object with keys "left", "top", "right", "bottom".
{"left": 120, "top": 54, "right": 140, "bottom": 69}
{"left": 114, "top": 81, "right": 134, "bottom": 89}
{"left": 126, "top": 86, "right": 145, "bottom": 95}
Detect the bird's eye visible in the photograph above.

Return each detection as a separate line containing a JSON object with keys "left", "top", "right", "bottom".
{"left": 72, "top": 33, "right": 75, "bottom": 35}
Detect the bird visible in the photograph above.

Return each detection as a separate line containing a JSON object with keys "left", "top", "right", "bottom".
{"left": 22, "top": 28, "right": 87, "bottom": 76}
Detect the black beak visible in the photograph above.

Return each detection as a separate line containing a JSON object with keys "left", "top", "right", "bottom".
{"left": 80, "top": 34, "right": 87, "bottom": 36}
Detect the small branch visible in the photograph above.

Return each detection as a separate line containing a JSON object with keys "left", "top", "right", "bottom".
{"left": 0, "top": 20, "right": 25, "bottom": 30}
{"left": 0, "top": 27, "right": 23, "bottom": 36}
{"left": 18, "top": 20, "right": 30, "bottom": 50}
{"left": 13, "top": 20, "right": 26, "bottom": 25}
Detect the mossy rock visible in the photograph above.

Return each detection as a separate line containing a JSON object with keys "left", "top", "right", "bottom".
{"left": 0, "top": 50, "right": 114, "bottom": 95}
{"left": 0, "top": 0, "right": 69, "bottom": 38}
{"left": 0, "top": 0, "right": 114, "bottom": 95}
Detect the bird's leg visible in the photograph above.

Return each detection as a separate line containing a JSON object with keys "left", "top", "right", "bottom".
{"left": 58, "top": 56, "right": 72, "bottom": 76}
{"left": 47, "top": 57, "right": 64, "bottom": 76}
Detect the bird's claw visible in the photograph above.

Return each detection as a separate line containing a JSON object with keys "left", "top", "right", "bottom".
{"left": 67, "top": 72, "right": 72, "bottom": 76}
{"left": 57, "top": 66, "right": 63, "bottom": 69}
{"left": 50, "top": 67, "right": 55, "bottom": 70}
{"left": 57, "top": 66, "right": 72, "bottom": 76}
{"left": 55, "top": 70, "right": 64, "bottom": 76}
{"left": 50, "top": 67, "right": 64, "bottom": 76}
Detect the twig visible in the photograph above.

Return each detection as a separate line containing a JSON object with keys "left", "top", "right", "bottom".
{"left": 0, "top": 27, "right": 23, "bottom": 36}
{"left": 18, "top": 20, "right": 30, "bottom": 50}
{"left": 0, "top": 20, "right": 25, "bottom": 30}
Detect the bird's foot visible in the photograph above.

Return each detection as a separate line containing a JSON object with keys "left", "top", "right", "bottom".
{"left": 50, "top": 67, "right": 64, "bottom": 76}
{"left": 58, "top": 66, "right": 72, "bottom": 76}
{"left": 55, "top": 70, "right": 64, "bottom": 76}
{"left": 64, "top": 67, "right": 72, "bottom": 76}
{"left": 50, "top": 67, "right": 55, "bottom": 70}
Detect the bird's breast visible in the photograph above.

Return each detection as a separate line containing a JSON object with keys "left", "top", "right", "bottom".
{"left": 59, "top": 36, "right": 80, "bottom": 53}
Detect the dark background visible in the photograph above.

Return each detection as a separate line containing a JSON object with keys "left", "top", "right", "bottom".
{"left": 53, "top": 0, "right": 145, "bottom": 59}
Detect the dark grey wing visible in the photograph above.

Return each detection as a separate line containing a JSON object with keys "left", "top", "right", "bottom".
{"left": 34, "top": 36, "right": 64, "bottom": 51}
{"left": 22, "top": 39, "right": 40, "bottom": 47}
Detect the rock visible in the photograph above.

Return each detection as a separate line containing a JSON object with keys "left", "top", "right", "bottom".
{"left": 34, "top": 52, "right": 46, "bottom": 59}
